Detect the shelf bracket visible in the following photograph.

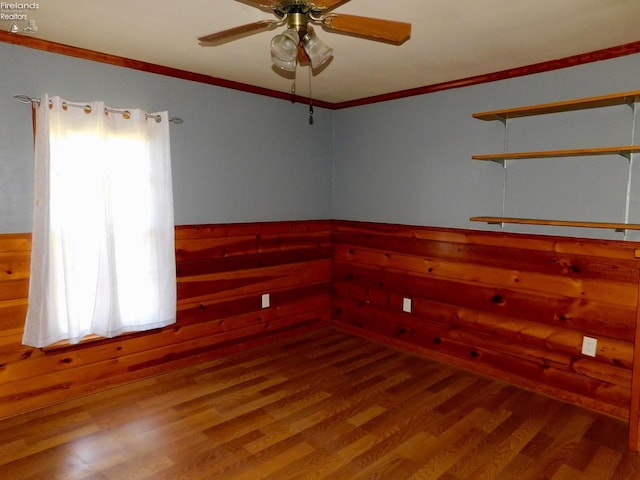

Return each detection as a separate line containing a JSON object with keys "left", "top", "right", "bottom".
{"left": 487, "top": 219, "right": 504, "bottom": 228}
{"left": 624, "top": 96, "right": 640, "bottom": 111}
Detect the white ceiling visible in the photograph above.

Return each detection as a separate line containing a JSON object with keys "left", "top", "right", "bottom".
{"left": 5, "top": 0, "right": 640, "bottom": 104}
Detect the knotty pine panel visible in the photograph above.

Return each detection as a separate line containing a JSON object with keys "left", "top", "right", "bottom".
{"left": 333, "top": 231, "right": 639, "bottom": 283}
{"left": 334, "top": 264, "right": 636, "bottom": 341}
{"left": 333, "top": 245, "right": 637, "bottom": 307}
{"left": 332, "top": 220, "right": 640, "bottom": 422}
{"left": 0, "top": 221, "right": 332, "bottom": 420}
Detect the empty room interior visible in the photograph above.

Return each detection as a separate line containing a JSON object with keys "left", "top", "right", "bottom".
{"left": 3, "top": 1, "right": 640, "bottom": 478}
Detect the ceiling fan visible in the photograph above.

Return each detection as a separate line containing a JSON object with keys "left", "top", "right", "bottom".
{"left": 198, "top": 0, "right": 411, "bottom": 72}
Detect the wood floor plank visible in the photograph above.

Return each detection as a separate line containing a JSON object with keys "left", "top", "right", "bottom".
{"left": 583, "top": 446, "right": 623, "bottom": 479}
{"left": 403, "top": 408, "right": 512, "bottom": 479}
{"left": 522, "top": 406, "right": 597, "bottom": 479}
{"left": 1, "top": 327, "right": 639, "bottom": 479}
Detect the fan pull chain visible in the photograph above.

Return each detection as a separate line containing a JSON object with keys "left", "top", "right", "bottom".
{"left": 290, "top": 66, "right": 297, "bottom": 102}
{"left": 308, "top": 67, "right": 314, "bottom": 125}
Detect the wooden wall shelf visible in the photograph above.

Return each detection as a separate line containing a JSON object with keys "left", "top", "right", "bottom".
{"left": 470, "top": 216, "right": 640, "bottom": 231}
{"left": 473, "top": 90, "right": 640, "bottom": 121}
{"left": 472, "top": 89, "right": 640, "bottom": 235}
{"left": 472, "top": 145, "right": 640, "bottom": 162}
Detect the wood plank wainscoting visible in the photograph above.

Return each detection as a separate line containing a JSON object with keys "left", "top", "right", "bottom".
{"left": 0, "top": 220, "right": 332, "bottom": 421}
{"left": 3, "top": 218, "right": 640, "bottom": 452}
{"left": 332, "top": 220, "right": 640, "bottom": 451}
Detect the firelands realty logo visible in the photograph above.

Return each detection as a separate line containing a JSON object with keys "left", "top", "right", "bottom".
{"left": 1, "top": 2, "right": 39, "bottom": 33}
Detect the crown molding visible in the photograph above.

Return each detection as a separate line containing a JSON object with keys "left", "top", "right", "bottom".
{"left": 1, "top": 31, "right": 639, "bottom": 110}
{"left": 331, "top": 40, "right": 640, "bottom": 109}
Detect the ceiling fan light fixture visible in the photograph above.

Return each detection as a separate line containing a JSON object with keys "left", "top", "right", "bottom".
{"left": 271, "top": 54, "right": 297, "bottom": 72}
{"left": 302, "top": 32, "right": 333, "bottom": 69}
{"left": 270, "top": 28, "right": 300, "bottom": 61}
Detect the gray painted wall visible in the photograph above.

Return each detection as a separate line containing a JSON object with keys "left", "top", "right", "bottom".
{"left": 0, "top": 42, "right": 333, "bottom": 233}
{"left": 2, "top": 40, "right": 639, "bottom": 241}
{"left": 332, "top": 53, "right": 640, "bottom": 240}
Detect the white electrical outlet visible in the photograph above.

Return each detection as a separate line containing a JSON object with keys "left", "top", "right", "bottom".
{"left": 261, "top": 293, "right": 270, "bottom": 309}
{"left": 402, "top": 297, "right": 412, "bottom": 313}
{"left": 581, "top": 336, "right": 597, "bottom": 357}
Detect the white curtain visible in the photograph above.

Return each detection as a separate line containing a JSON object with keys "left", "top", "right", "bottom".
{"left": 23, "top": 95, "right": 176, "bottom": 348}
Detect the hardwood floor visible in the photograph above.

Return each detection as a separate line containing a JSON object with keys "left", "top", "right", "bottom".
{"left": 1, "top": 328, "right": 639, "bottom": 479}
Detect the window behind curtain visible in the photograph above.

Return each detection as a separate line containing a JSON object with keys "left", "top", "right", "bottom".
{"left": 23, "top": 95, "right": 176, "bottom": 348}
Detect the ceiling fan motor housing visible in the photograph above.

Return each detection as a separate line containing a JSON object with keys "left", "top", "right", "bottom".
{"left": 273, "top": 1, "right": 317, "bottom": 37}
{"left": 288, "top": 12, "right": 309, "bottom": 36}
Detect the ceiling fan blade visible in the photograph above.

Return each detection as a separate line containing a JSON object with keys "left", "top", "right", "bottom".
{"left": 322, "top": 14, "right": 411, "bottom": 45}
{"left": 198, "top": 20, "right": 280, "bottom": 45}
{"left": 309, "top": 0, "right": 352, "bottom": 12}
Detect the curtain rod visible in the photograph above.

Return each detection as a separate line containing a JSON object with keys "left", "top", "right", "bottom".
{"left": 13, "top": 95, "right": 184, "bottom": 124}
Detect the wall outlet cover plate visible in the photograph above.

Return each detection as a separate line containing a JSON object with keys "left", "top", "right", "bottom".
{"left": 581, "top": 336, "right": 597, "bottom": 357}
{"left": 402, "top": 297, "right": 412, "bottom": 313}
